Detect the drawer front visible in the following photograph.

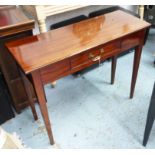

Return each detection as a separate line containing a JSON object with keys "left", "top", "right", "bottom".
{"left": 71, "top": 41, "right": 120, "bottom": 70}
{"left": 121, "top": 31, "right": 142, "bottom": 51}
{"left": 40, "top": 59, "right": 70, "bottom": 84}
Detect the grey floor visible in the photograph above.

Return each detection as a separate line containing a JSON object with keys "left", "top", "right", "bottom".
{"left": 1, "top": 29, "right": 155, "bottom": 149}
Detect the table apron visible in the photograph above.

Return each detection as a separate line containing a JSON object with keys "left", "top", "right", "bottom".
{"left": 39, "top": 29, "right": 146, "bottom": 85}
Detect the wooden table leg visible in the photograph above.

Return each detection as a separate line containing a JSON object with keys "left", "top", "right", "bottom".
{"left": 111, "top": 56, "right": 117, "bottom": 84}
{"left": 31, "top": 70, "right": 55, "bottom": 145}
{"left": 130, "top": 45, "right": 143, "bottom": 99}
{"left": 20, "top": 70, "right": 38, "bottom": 121}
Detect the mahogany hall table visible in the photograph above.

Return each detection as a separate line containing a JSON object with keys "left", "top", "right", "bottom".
{"left": 6, "top": 10, "right": 150, "bottom": 145}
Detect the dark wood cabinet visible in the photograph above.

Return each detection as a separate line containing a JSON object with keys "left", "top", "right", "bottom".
{"left": 0, "top": 6, "right": 36, "bottom": 113}
{"left": 0, "top": 71, "right": 14, "bottom": 124}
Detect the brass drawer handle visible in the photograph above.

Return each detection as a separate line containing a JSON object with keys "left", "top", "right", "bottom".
{"left": 89, "top": 53, "right": 95, "bottom": 58}
{"left": 89, "top": 53, "right": 101, "bottom": 62}
{"left": 91, "top": 55, "right": 101, "bottom": 62}
{"left": 89, "top": 48, "right": 105, "bottom": 61}
{"left": 100, "top": 48, "right": 105, "bottom": 54}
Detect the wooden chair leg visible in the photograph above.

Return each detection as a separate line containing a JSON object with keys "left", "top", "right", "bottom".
{"left": 20, "top": 70, "right": 38, "bottom": 121}
{"left": 32, "top": 70, "right": 55, "bottom": 145}
{"left": 143, "top": 83, "right": 155, "bottom": 146}
{"left": 111, "top": 56, "right": 117, "bottom": 84}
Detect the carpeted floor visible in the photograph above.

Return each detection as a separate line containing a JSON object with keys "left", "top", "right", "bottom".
{"left": 1, "top": 29, "right": 155, "bottom": 149}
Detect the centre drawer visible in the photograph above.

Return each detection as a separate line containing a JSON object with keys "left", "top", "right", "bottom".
{"left": 71, "top": 41, "right": 120, "bottom": 70}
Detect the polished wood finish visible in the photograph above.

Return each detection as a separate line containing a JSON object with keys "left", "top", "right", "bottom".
{"left": 40, "top": 59, "right": 70, "bottom": 85}
{"left": 130, "top": 45, "right": 143, "bottom": 99}
{"left": 31, "top": 70, "right": 54, "bottom": 145}
{"left": 0, "top": 6, "right": 36, "bottom": 113}
{"left": 0, "top": 6, "right": 34, "bottom": 37}
{"left": 70, "top": 41, "right": 120, "bottom": 70}
{"left": 6, "top": 10, "right": 150, "bottom": 74}
{"left": 6, "top": 10, "right": 150, "bottom": 144}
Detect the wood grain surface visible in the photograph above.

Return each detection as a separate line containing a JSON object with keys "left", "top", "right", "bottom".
{"left": 6, "top": 10, "right": 150, "bottom": 74}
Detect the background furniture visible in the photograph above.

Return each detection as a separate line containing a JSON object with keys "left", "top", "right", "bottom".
{"left": 89, "top": 6, "right": 140, "bottom": 18}
{"left": 138, "top": 5, "right": 155, "bottom": 66}
{"left": 50, "top": 15, "right": 88, "bottom": 30}
{"left": 0, "top": 6, "right": 36, "bottom": 113}
{"left": 0, "top": 70, "right": 14, "bottom": 125}
{"left": 143, "top": 82, "right": 155, "bottom": 146}
{"left": 138, "top": 5, "right": 145, "bottom": 20}
{"left": 143, "top": 5, "right": 155, "bottom": 65}
{"left": 144, "top": 5, "right": 155, "bottom": 27}
{"left": 21, "top": 5, "right": 88, "bottom": 33}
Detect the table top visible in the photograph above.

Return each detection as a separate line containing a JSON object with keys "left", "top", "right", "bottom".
{"left": 6, "top": 10, "right": 150, "bottom": 74}
{"left": 0, "top": 6, "right": 34, "bottom": 37}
